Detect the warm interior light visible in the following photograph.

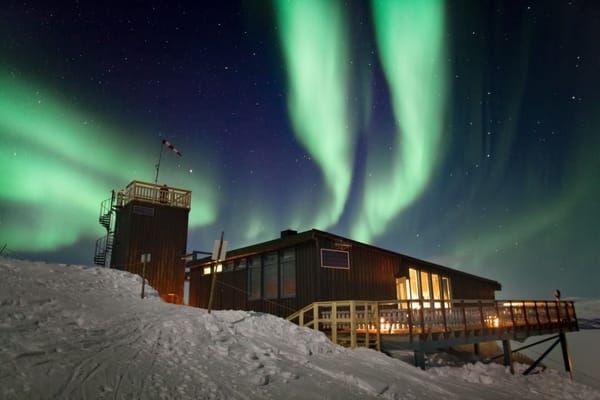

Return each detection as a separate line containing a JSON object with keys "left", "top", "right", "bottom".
{"left": 484, "top": 315, "right": 500, "bottom": 328}
{"left": 202, "top": 264, "right": 223, "bottom": 275}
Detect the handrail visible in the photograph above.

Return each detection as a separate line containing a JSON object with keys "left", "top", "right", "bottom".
{"left": 287, "top": 301, "right": 382, "bottom": 350}
{"left": 288, "top": 299, "right": 578, "bottom": 348}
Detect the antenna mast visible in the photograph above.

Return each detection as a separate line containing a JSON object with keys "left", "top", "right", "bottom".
{"left": 154, "top": 141, "right": 164, "bottom": 183}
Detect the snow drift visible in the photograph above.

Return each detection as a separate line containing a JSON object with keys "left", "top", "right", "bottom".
{"left": 1, "top": 257, "right": 598, "bottom": 399}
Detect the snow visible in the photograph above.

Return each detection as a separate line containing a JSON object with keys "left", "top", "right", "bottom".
{"left": 1, "top": 257, "right": 599, "bottom": 400}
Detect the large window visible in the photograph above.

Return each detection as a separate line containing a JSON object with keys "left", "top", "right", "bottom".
{"left": 409, "top": 268, "right": 419, "bottom": 300}
{"left": 280, "top": 248, "right": 296, "bottom": 298}
{"left": 247, "top": 248, "right": 297, "bottom": 300}
{"left": 431, "top": 274, "right": 441, "bottom": 308}
{"left": 263, "top": 252, "right": 278, "bottom": 299}
{"left": 420, "top": 271, "right": 431, "bottom": 307}
{"left": 400, "top": 267, "right": 451, "bottom": 309}
{"left": 442, "top": 277, "right": 451, "bottom": 302}
{"left": 248, "top": 256, "right": 261, "bottom": 300}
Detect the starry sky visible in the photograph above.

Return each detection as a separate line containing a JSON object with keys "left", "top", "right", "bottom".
{"left": 1, "top": 1, "right": 598, "bottom": 299}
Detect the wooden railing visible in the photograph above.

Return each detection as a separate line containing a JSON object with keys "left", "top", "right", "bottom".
{"left": 287, "top": 301, "right": 382, "bottom": 350}
{"left": 288, "top": 299, "right": 578, "bottom": 349}
{"left": 116, "top": 180, "right": 191, "bottom": 209}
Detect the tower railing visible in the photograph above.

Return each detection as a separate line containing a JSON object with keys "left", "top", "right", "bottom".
{"left": 117, "top": 180, "right": 191, "bottom": 209}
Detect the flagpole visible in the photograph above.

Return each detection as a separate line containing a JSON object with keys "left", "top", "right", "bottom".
{"left": 154, "top": 140, "right": 164, "bottom": 183}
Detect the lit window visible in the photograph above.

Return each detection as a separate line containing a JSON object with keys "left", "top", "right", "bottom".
{"left": 402, "top": 268, "right": 452, "bottom": 309}
{"left": 442, "top": 277, "right": 451, "bottom": 300}
{"left": 420, "top": 271, "right": 431, "bottom": 299}
{"left": 202, "top": 264, "right": 222, "bottom": 275}
{"left": 431, "top": 274, "right": 441, "bottom": 299}
{"left": 420, "top": 271, "right": 431, "bottom": 307}
{"left": 408, "top": 268, "right": 420, "bottom": 308}
{"left": 409, "top": 268, "right": 419, "bottom": 300}
{"left": 432, "top": 274, "right": 442, "bottom": 308}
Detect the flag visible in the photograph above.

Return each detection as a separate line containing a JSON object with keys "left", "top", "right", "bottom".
{"left": 162, "top": 139, "right": 182, "bottom": 157}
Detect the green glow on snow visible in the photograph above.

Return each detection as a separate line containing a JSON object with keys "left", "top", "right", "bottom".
{"left": 352, "top": 0, "right": 447, "bottom": 242}
{"left": 274, "top": 0, "right": 355, "bottom": 228}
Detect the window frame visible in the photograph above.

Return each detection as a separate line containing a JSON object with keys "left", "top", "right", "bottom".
{"left": 280, "top": 248, "right": 296, "bottom": 298}
{"left": 247, "top": 256, "right": 261, "bottom": 300}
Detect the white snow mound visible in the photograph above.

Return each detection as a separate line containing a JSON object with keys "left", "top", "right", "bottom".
{"left": 1, "top": 257, "right": 598, "bottom": 400}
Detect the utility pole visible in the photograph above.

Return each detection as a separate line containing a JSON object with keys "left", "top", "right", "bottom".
{"left": 141, "top": 253, "right": 151, "bottom": 299}
{"left": 207, "top": 231, "right": 225, "bottom": 314}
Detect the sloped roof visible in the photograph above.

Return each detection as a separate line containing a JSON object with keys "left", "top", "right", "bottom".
{"left": 188, "top": 228, "right": 502, "bottom": 290}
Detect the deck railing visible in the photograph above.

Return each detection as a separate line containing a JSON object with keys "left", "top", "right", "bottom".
{"left": 287, "top": 299, "right": 578, "bottom": 349}
{"left": 287, "top": 301, "right": 382, "bottom": 350}
{"left": 116, "top": 180, "right": 191, "bottom": 209}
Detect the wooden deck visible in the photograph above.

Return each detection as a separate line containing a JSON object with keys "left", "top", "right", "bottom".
{"left": 287, "top": 299, "right": 579, "bottom": 352}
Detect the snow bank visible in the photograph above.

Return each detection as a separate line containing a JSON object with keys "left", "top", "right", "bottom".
{"left": 1, "top": 257, "right": 599, "bottom": 399}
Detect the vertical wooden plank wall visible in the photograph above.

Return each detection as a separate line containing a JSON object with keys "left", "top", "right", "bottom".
{"left": 111, "top": 200, "right": 188, "bottom": 303}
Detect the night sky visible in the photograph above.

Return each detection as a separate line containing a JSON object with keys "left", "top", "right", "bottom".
{"left": 1, "top": 1, "right": 598, "bottom": 299}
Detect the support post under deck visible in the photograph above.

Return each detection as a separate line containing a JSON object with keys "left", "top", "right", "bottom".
{"left": 414, "top": 349, "right": 426, "bottom": 370}
{"left": 502, "top": 339, "right": 514, "bottom": 374}
{"left": 559, "top": 332, "right": 574, "bottom": 379}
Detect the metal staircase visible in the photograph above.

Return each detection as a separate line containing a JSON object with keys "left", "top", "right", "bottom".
{"left": 94, "top": 195, "right": 115, "bottom": 267}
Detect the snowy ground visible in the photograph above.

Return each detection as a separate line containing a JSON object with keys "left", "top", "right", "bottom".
{"left": 1, "top": 257, "right": 599, "bottom": 400}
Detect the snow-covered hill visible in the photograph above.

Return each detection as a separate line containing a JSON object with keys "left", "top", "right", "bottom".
{"left": 577, "top": 318, "right": 600, "bottom": 329}
{"left": 1, "top": 257, "right": 598, "bottom": 399}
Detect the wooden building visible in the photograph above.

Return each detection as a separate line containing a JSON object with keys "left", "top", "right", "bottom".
{"left": 95, "top": 180, "right": 190, "bottom": 303}
{"left": 187, "top": 229, "right": 502, "bottom": 317}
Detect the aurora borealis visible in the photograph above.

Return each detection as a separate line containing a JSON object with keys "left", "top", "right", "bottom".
{"left": 353, "top": 0, "right": 447, "bottom": 241}
{"left": 1, "top": 1, "right": 598, "bottom": 298}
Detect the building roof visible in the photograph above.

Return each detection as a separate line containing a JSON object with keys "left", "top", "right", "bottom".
{"left": 188, "top": 228, "right": 502, "bottom": 290}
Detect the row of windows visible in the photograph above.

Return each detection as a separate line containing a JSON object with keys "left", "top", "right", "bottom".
{"left": 200, "top": 249, "right": 296, "bottom": 300}
{"left": 248, "top": 249, "right": 296, "bottom": 300}
{"left": 201, "top": 258, "right": 247, "bottom": 275}
{"left": 396, "top": 267, "right": 451, "bottom": 308}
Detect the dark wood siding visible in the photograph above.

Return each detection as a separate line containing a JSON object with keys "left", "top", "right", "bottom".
{"left": 187, "top": 229, "right": 502, "bottom": 317}
{"left": 450, "top": 274, "right": 497, "bottom": 299}
{"left": 294, "top": 241, "right": 318, "bottom": 308}
{"left": 111, "top": 200, "right": 188, "bottom": 303}
{"left": 189, "top": 266, "right": 213, "bottom": 308}
{"left": 315, "top": 236, "right": 398, "bottom": 301}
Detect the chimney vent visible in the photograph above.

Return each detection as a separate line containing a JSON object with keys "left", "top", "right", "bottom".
{"left": 281, "top": 229, "right": 298, "bottom": 238}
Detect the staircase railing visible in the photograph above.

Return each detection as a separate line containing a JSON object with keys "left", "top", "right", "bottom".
{"left": 288, "top": 301, "right": 381, "bottom": 350}
{"left": 94, "top": 196, "right": 115, "bottom": 267}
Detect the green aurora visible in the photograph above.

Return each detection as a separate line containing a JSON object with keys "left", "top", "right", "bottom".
{"left": 274, "top": 0, "right": 356, "bottom": 228}
{"left": 0, "top": 1, "right": 598, "bottom": 298}
{"left": 351, "top": 0, "right": 447, "bottom": 242}
{"left": 0, "top": 71, "right": 217, "bottom": 252}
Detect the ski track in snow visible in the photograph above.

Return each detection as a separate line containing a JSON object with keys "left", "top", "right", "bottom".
{"left": 1, "top": 257, "right": 599, "bottom": 400}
